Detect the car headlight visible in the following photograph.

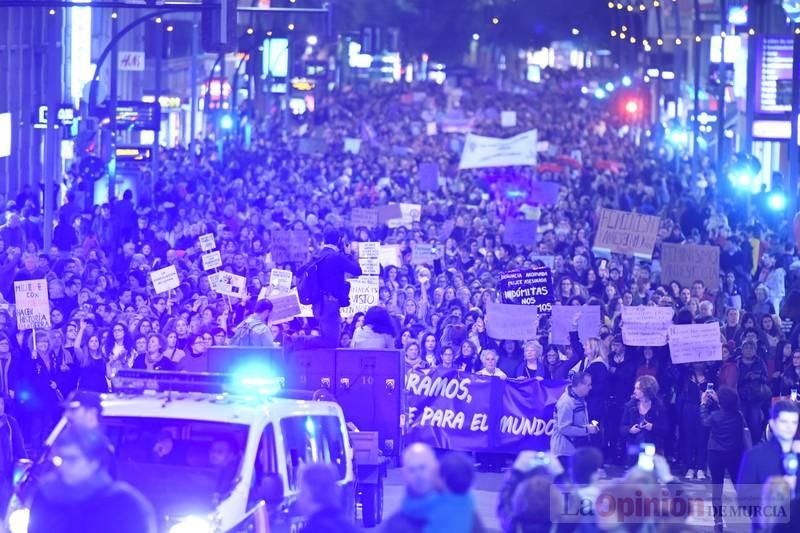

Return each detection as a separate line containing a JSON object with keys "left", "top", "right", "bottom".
{"left": 169, "top": 516, "right": 212, "bottom": 533}
{"left": 8, "top": 508, "right": 30, "bottom": 533}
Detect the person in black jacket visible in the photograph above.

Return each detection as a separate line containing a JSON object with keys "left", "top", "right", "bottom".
{"left": 607, "top": 335, "right": 637, "bottom": 464}
{"left": 701, "top": 386, "right": 746, "bottom": 530}
{"left": 0, "top": 395, "right": 26, "bottom": 503}
{"left": 619, "top": 375, "right": 668, "bottom": 462}
{"left": 297, "top": 463, "right": 358, "bottom": 533}
{"left": 298, "top": 228, "right": 361, "bottom": 349}
{"left": 28, "top": 426, "right": 157, "bottom": 533}
{"left": 737, "top": 400, "right": 800, "bottom": 531}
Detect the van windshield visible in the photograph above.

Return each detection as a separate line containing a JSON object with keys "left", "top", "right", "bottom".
{"left": 104, "top": 417, "right": 249, "bottom": 518}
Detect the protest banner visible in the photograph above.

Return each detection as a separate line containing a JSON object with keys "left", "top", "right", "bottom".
{"left": 621, "top": 306, "right": 673, "bottom": 346}
{"left": 199, "top": 233, "right": 216, "bottom": 252}
{"left": 343, "top": 137, "right": 361, "bottom": 154}
{"left": 660, "top": 243, "right": 721, "bottom": 292}
{"left": 150, "top": 266, "right": 180, "bottom": 294}
{"left": 405, "top": 367, "right": 567, "bottom": 453}
{"left": 378, "top": 244, "right": 402, "bottom": 268}
{"left": 486, "top": 303, "right": 539, "bottom": 341}
{"left": 668, "top": 323, "right": 723, "bottom": 364}
{"left": 412, "top": 244, "right": 437, "bottom": 265}
{"left": 419, "top": 162, "right": 439, "bottom": 192}
{"left": 592, "top": 208, "right": 660, "bottom": 260}
{"left": 340, "top": 276, "right": 380, "bottom": 317}
{"left": 350, "top": 208, "right": 379, "bottom": 229}
{"left": 500, "top": 111, "right": 517, "bottom": 128}
{"left": 267, "top": 291, "right": 303, "bottom": 325}
{"left": 268, "top": 269, "right": 293, "bottom": 293}
{"left": 529, "top": 181, "right": 561, "bottom": 206}
{"left": 550, "top": 305, "right": 602, "bottom": 345}
{"left": 14, "top": 280, "right": 51, "bottom": 330}
{"left": 498, "top": 268, "right": 554, "bottom": 315}
{"left": 201, "top": 251, "right": 222, "bottom": 271}
{"left": 298, "top": 138, "right": 327, "bottom": 154}
{"left": 209, "top": 271, "right": 247, "bottom": 298}
{"left": 271, "top": 230, "right": 309, "bottom": 264}
{"left": 503, "top": 219, "right": 538, "bottom": 247}
{"left": 386, "top": 203, "right": 422, "bottom": 229}
{"left": 459, "top": 129, "right": 538, "bottom": 170}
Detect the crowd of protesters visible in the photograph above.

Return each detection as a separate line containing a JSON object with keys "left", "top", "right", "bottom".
{"left": 0, "top": 65, "right": 799, "bottom": 529}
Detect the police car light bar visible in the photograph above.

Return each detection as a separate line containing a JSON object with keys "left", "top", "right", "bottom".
{"left": 111, "top": 369, "right": 286, "bottom": 396}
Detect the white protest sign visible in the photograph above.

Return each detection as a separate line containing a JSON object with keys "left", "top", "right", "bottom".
{"left": 150, "top": 266, "right": 180, "bottom": 294}
{"left": 412, "top": 244, "right": 437, "bottom": 265}
{"left": 340, "top": 276, "right": 380, "bottom": 318}
{"left": 268, "top": 291, "right": 303, "bottom": 325}
{"left": 459, "top": 129, "right": 538, "bottom": 170}
{"left": 485, "top": 303, "right": 539, "bottom": 341}
{"left": 209, "top": 271, "right": 247, "bottom": 298}
{"left": 269, "top": 269, "right": 293, "bottom": 294}
{"left": 550, "top": 305, "right": 602, "bottom": 345}
{"left": 621, "top": 306, "right": 673, "bottom": 346}
{"left": 426, "top": 122, "right": 438, "bottom": 136}
{"left": 668, "top": 323, "right": 723, "bottom": 364}
{"left": 199, "top": 233, "right": 217, "bottom": 252}
{"left": 500, "top": 111, "right": 517, "bottom": 127}
{"left": 14, "top": 280, "right": 51, "bottom": 330}
{"left": 201, "top": 251, "right": 222, "bottom": 271}
{"left": 386, "top": 203, "right": 422, "bottom": 229}
{"left": 378, "top": 244, "right": 402, "bottom": 268}
{"left": 359, "top": 242, "right": 381, "bottom": 275}
{"left": 343, "top": 137, "right": 362, "bottom": 154}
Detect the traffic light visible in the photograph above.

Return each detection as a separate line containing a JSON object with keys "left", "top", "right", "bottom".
{"left": 202, "top": 0, "right": 238, "bottom": 53}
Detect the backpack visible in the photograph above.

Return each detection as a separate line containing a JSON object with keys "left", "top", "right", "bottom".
{"left": 297, "top": 252, "right": 328, "bottom": 305}
{"left": 230, "top": 320, "right": 257, "bottom": 346}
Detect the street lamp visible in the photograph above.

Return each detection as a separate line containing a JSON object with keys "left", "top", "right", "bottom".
{"left": 306, "top": 35, "right": 318, "bottom": 46}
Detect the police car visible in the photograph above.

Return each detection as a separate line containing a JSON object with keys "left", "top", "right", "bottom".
{"left": 7, "top": 368, "right": 358, "bottom": 533}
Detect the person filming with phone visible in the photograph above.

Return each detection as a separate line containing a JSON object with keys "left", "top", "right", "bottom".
{"left": 551, "top": 371, "right": 600, "bottom": 474}
{"left": 619, "top": 375, "right": 667, "bottom": 465}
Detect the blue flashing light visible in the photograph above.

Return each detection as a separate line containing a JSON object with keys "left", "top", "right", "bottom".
{"left": 230, "top": 363, "right": 284, "bottom": 396}
{"left": 667, "top": 129, "right": 688, "bottom": 146}
{"left": 305, "top": 417, "right": 316, "bottom": 436}
{"left": 594, "top": 88, "right": 607, "bottom": 99}
{"left": 768, "top": 191, "right": 787, "bottom": 211}
{"left": 220, "top": 114, "right": 234, "bottom": 130}
{"left": 621, "top": 75, "right": 632, "bottom": 87}
{"left": 604, "top": 82, "right": 615, "bottom": 92}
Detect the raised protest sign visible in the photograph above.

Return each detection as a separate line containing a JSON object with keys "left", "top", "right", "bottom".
{"left": 150, "top": 266, "right": 180, "bottom": 294}
{"left": 592, "top": 208, "right": 660, "bottom": 260}
{"left": 271, "top": 230, "right": 309, "bottom": 264}
{"left": 668, "top": 323, "right": 723, "bottom": 364}
{"left": 268, "top": 269, "right": 293, "bottom": 294}
{"left": 500, "top": 111, "right": 517, "bottom": 128}
{"left": 350, "top": 208, "right": 379, "bottom": 229}
{"left": 201, "top": 251, "right": 222, "bottom": 271}
{"left": 412, "top": 244, "right": 437, "bottom": 265}
{"left": 550, "top": 305, "right": 602, "bottom": 345}
{"left": 529, "top": 181, "right": 561, "bottom": 206}
{"left": 503, "top": 219, "right": 539, "bottom": 247}
{"left": 267, "top": 292, "right": 302, "bottom": 325}
{"left": 343, "top": 137, "right": 361, "bottom": 154}
{"left": 660, "top": 243, "right": 720, "bottom": 292}
{"left": 419, "top": 162, "right": 439, "bottom": 192}
{"left": 621, "top": 306, "right": 673, "bottom": 346}
{"left": 377, "top": 204, "right": 403, "bottom": 224}
{"left": 386, "top": 203, "right": 421, "bottom": 229}
{"left": 459, "top": 129, "right": 538, "bottom": 170}
{"left": 209, "top": 271, "right": 247, "bottom": 298}
{"left": 405, "top": 368, "right": 567, "bottom": 453}
{"left": 499, "top": 268, "right": 554, "bottom": 315}
{"left": 340, "top": 276, "right": 380, "bottom": 317}
{"left": 379, "top": 244, "right": 402, "bottom": 268}
{"left": 358, "top": 242, "right": 381, "bottom": 275}
{"left": 486, "top": 302, "right": 539, "bottom": 341}
{"left": 14, "top": 280, "right": 50, "bottom": 330}
{"left": 298, "top": 138, "right": 327, "bottom": 154}
{"left": 199, "top": 233, "right": 216, "bottom": 252}
{"left": 426, "top": 122, "right": 438, "bottom": 136}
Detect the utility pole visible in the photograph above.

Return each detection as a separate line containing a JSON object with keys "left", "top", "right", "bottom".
{"left": 151, "top": 20, "right": 162, "bottom": 184}
{"left": 108, "top": 12, "right": 119, "bottom": 202}
{"left": 43, "top": 8, "right": 62, "bottom": 251}
{"left": 692, "top": 0, "right": 701, "bottom": 178}
{"left": 716, "top": 0, "right": 727, "bottom": 166}
{"left": 190, "top": 13, "right": 199, "bottom": 155}
{"left": 789, "top": 23, "right": 800, "bottom": 206}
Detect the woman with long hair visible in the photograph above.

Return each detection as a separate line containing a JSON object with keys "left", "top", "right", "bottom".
{"left": 677, "top": 363, "right": 712, "bottom": 481}
{"left": 49, "top": 329, "right": 79, "bottom": 395}
{"left": 76, "top": 334, "right": 109, "bottom": 393}
{"left": 455, "top": 340, "right": 481, "bottom": 373}
{"left": 162, "top": 330, "right": 187, "bottom": 364}
{"left": 351, "top": 306, "right": 397, "bottom": 350}
{"left": 103, "top": 322, "right": 133, "bottom": 364}
{"left": 420, "top": 333, "right": 440, "bottom": 368}
{"left": 620, "top": 375, "right": 667, "bottom": 458}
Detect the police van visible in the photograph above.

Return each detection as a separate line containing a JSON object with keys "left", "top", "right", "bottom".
{"left": 6, "top": 369, "right": 361, "bottom": 533}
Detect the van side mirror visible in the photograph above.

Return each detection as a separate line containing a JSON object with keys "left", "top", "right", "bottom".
{"left": 13, "top": 459, "right": 33, "bottom": 486}
{"left": 258, "top": 473, "right": 284, "bottom": 506}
